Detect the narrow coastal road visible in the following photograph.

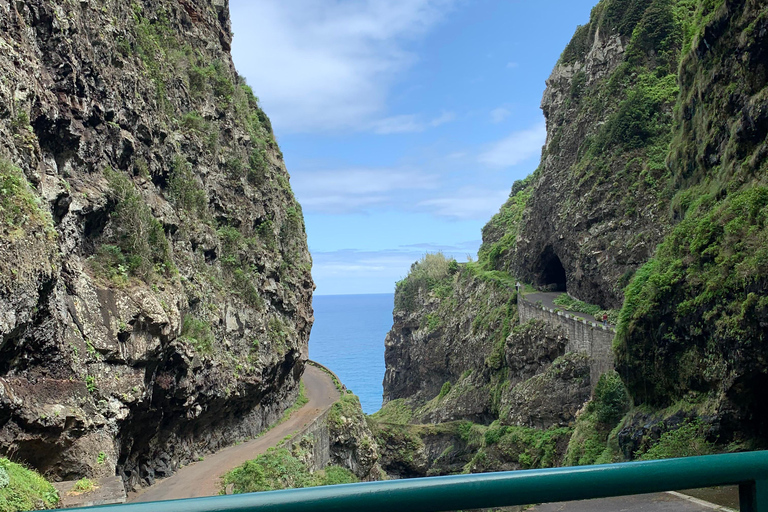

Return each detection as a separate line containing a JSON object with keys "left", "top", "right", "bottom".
{"left": 129, "top": 364, "right": 340, "bottom": 502}
{"left": 523, "top": 291, "right": 610, "bottom": 326}
{"left": 529, "top": 491, "right": 735, "bottom": 512}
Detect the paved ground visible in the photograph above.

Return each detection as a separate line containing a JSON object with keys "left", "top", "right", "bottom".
{"left": 129, "top": 364, "right": 340, "bottom": 502}
{"left": 523, "top": 291, "right": 610, "bottom": 326}
{"left": 529, "top": 491, "right": 736, "bottom": 512}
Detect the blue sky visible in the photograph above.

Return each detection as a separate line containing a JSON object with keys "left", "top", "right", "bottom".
{"left": 229, "top": 0, "right": 596, "bottom": 295}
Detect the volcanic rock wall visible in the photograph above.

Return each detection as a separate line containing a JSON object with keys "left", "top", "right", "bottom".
{"left": 0, "top": 0, "right": 313, "bottom": 489}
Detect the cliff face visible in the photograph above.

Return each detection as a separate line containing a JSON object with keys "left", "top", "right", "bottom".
{"left": 376, "top": 256, "right": 589, "bottom": 476}
{"left": 380, "top": 0, "right": 768, "bottom": 474}
{"left": 0, "top": 0, "right": 313, "bottom": 488}
{"left": 615, "top": 0, "right": 768, "bottom": 442}
{"left": 481, "top": 0, "right": 686, "bottom": 308}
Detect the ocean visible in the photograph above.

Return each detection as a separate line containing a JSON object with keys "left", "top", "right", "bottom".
{"left": 308, "top": 293, "right": 393, "bottom": 414}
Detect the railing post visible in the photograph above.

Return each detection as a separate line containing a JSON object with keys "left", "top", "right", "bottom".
{"left": 740, "top": 479, "right": 768, "bottom": 512}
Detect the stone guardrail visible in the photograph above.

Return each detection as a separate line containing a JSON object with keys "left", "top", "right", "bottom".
{"left": 518, "top": 298, "right": 615, "bottom": 390}
{"left": 520, "top": 298, "right": 616, "bottom": 333}
{"left": 280, "top": 360, "right": 345, "bottom": 471}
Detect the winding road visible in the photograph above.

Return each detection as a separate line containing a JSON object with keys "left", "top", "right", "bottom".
{"left": 129, "top": 364, "right": 340, "bottom": 502}
{"left": 523, "top": 291, "right": 610, "bottom": 326}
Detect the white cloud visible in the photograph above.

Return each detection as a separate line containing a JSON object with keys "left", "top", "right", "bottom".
{"left": 478, "top": 122, "right": 546, "bottom": 168}
{"left": 230, "top": 0, "right": 457, "bottom": 133}
{"left": 429, "top": 111, "right": 456, "bottom": 127}
{"left": 371, "top": 111, "right": 456, "bottom": 134}
{"left": 292, "top": 168, "right": 438, "bottom": 214}
{"left": 506, "top": 61, "right": 519, "bottom": 69}
{"left": 490, "top": 107, "right": 511, "bottom": 123}
{"left": 418, "top": 187, "right": 510, "bottom": 219}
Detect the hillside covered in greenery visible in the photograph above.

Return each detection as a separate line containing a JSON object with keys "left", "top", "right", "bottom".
{"left": 376, "top": 0, "right": 768, "bottom": 477}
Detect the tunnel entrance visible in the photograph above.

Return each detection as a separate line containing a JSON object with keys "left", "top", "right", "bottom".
{"left": 538, "top": 248, "right": 567, "bottom": 292}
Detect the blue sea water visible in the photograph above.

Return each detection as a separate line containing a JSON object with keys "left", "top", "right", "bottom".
{"left": 308, "top": 293, "right": 393, "bottom": 414}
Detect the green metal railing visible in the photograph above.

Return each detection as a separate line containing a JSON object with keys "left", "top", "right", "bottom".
{"left": 67, "top": 451, "right": 768, "bottom": 512}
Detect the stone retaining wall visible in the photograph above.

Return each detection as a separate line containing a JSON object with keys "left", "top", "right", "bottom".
{"left": 518, "top": 299, "right": 615, "bottom": 389}
{"left": 281, "top": 360, "right": 339, "bottom": 472}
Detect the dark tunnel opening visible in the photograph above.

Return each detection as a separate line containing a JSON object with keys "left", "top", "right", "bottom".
{"left": 538, "top": 249, "right": 567, "bottom": 292}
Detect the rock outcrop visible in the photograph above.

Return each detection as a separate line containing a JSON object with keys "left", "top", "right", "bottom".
{"left": 379, "top": 0, "right": 768, "bottom": 474}
{"left": 0, "top": 0, "right": 312, "bottom": 489}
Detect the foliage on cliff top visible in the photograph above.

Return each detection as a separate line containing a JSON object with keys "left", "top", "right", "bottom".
{"left": 328, "top": 393, "right": 366, "bottom": 429}
{"left": 369, "top": 399, "right": 414, "bottom": 425}
{"left": 0, "top": 458, "right": 58, "bottom": 512}
{"left": 394, "top": 252, "right": 459, "bottom": 312}
{"left": 478, "top": 176, "right": 533, "bottom": 271}
{"left": 221, "top": 448, "right": 357, "bottom": 493}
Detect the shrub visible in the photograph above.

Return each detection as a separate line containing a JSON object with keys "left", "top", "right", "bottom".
{"left": 95, "top": 169, "right": 174, "bottom": 283}
{"left": 369, "top": 399, "right": 414, "bottom": 425}
{"left": 438, "top": 381, "right": 452, "bottom": 399}
{"left": 639, "top": 420, "right": 715, "bottom": 460}
{"left": 394, "top": 253, "right": 456, "bottom": 311}
{"left": 221, "top": 448, "right": 357, "bottom": 494}
{"left": 180, "top": 315, "right": 214, "bottom": 354}
{"left": 72, "top": 479, "right": 95, "bottom": 493}
{"left": 0, "top": 159, "right": 53, "bottom": 237}
{"left": 0, "top": 457, "right": 59, "bottom": 511}
{"left": 179, "top": 111, "right": 208, "bottom": 132}
{"left": 168, "top": 156, "right": 208, "bottom": 218}
{"left": 591, "top": 372, "right": 630, "bottom": 424}
{"left": 316, "top": 466, "right": 357, "bottom": 486}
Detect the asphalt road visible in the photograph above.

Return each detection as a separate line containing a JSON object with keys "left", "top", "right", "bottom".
{"left": 523, "top": 291, "right": 609, "bottom": 325}
{"left": 529, "top": 491, "right": 735, "bottom": 512}
{"left": 129, "top": 364, "right": 340, "bottom": 502}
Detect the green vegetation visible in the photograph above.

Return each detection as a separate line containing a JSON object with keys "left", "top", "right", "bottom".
{"left": 553, "top": 294, "right": 602, "bottom": 317}
{"left": 467, "top": 422, "right": 572, "bottom": 471}
{"left": 221, "top": 448, "right": 357, "bottom": 494}
{"left": 616, "top": 188, "right": 768, "bottom": 405}
{"left": 478, "top": 176, "right": 533, "bottom": 271}
{"left": 0, "top": 458, "right": 59, "bottom": 511}
{"left": 91, "top": 169, "right": 174, "bottom": 284}
{"left": 438, "top": 381, "right": 452, "bottom": 399}
{"left": 275, "top": 382, "right": 308, "bottom": 426}
{"left": 394, "top": 252, "right": 458, "bottom": 312}
{"left": 369, "top": 399, "right": 414, "bottom": 425}
{"left": 168, "top": 157, "right": 208, "bottom": 218}
{"left": 217, "top": 224, "right": 265, "bottom": 309}
{"left": 131, "top": 4, "right": 178, "bottom": 109}
{"left": 565, "top": 372, "right": 630, "bottom": 466}
{"left": 423, "top": 313, "right": 442, "bottom": 332}
{"left": 266, "top": 316, "right": 290, "bottom": 351}
{"left": 180, "top": 315, "right": 214, "bottom": 354}
{"left": 328, "top": 393, "right": 364, "bottom": 429}
{"left": 638, "top": 420, "right": 716, "bottom": 460}
{"left": 0, "top": 159, "right": 54, "bottom": 239}
{"left": 552, "top": 294, "right": 619, "bottom": 323}
{"left": 188, "top": 60, "right": 234, "bottom": 108}
{"left": 71, "top": 478, "right": 95, "bottom": 493}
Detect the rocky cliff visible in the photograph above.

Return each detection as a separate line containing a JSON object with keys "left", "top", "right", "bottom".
{"left": 377, "top": 255, "right": 590, "bottom": 476}
{"left": 378, "top": 0, "right": 768, "bottom": 476}
{"left": 0, "top": 0, "right": 313, "bottom": 489}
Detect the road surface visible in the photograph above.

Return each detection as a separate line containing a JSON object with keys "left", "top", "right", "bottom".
{"left": 523, "top": 291, "right": 610, "bottom": 326}
{"left": 129, "top": 364, "right": 340, "bottom": 502}
{"left": 529, "top": 491, "right": 735, "bottom": 512}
